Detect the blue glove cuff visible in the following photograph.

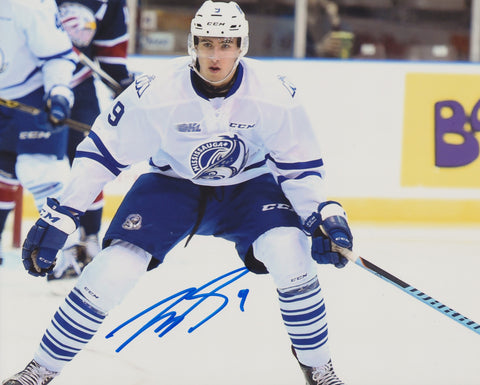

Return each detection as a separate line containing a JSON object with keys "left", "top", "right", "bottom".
{"left": 40, "top": 197, "right": 80, "bottom": 234}
{"left": 49, "top": 94, "right": 71, "bottom": 122}
{"left": 45, "top": 85, "right": 73, "bottom": 125}
{"left": 303, "top": 200, "right": 345, "bottom": 235}
{"left": 321, "top": 215, "right": 353, "bottom": 250}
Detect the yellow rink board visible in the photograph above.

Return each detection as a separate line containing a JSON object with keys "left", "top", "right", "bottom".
{"left": 19, "top": 194, "right": 480, "bottom": 224}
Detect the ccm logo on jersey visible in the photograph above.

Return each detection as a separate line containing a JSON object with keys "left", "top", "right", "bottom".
{"left": 261, "top": 203, "right": 294, "bottom": 212}
{"left": 19, "top": 131, "right": 52, "bottom": 140}
{"left": 229, "top": 122, "right": 255, "bottom": 129}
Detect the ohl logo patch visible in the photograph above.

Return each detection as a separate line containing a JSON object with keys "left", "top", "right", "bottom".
{"left": 190, "top": 134, "right": 249, "bottom": 180}
{"left": 402, "top": 73, "right": 480, "bottom": 188}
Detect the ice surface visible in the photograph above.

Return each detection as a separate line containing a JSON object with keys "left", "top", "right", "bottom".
{"left": 1, "top": 222, "right": 479, "bottom": 385}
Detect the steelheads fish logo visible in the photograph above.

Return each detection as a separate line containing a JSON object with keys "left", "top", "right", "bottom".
{"left": 190, "top": 134, "right": 248, "bottom": 180}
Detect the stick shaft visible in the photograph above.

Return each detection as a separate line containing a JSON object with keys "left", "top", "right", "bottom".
{"left": 0, "top": 97, "right": 90, "bottom": 133}
{"left": 73, "top": 47, "right": 123, "bottom": 95}
{"left": 340, "top": 247, "right": 480, "bottom": 335}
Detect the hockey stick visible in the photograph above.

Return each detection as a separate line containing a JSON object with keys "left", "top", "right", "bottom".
{"left": 335, "top": 245, "right": 480, "bottom": 336}
{"left": 73, "top": 47, "right": 123, "bottom": 95}
{"left": 0, "top": 97, "right": 91, "bottom": 133}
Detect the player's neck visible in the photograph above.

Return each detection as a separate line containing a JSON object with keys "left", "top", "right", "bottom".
{"left": 191, "top": 65, "right": 240, "bottom": 99}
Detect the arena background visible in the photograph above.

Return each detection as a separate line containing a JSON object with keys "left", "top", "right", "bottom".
{"left": 17, "top": 57, "right": 480, "bottom": 225}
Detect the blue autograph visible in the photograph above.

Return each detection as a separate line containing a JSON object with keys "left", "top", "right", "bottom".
{"left": 106, "top": 267, "right": 250, "bottom": 352}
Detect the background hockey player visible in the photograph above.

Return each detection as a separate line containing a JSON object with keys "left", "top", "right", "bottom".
{"left": 46, "top": 0, "right": 134, "bottom": 279}
{"left": 0, "top": 0, "right": 78, "bottom": 266}
{"left": 2, "top": 1, "right": 354, "bottom": 384}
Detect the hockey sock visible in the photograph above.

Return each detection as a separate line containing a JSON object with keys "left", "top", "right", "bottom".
{"left": 278, "top": 277, "right": 331, "bottom": 368}
{"left": 0, "top": 209, "right": 11, "bottom": 236}
{"left": 33, "top": 288, "right": 106, "bottom": 373}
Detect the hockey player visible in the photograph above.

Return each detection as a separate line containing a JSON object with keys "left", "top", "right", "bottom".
{"left": 0, "top": 0, "right": 78, "bottom": 265}
{"left": 2, "top": 1, "right": 353, "bottom": 384}
{"left": 45, "top": 0, "right": 134, "bottom": 279}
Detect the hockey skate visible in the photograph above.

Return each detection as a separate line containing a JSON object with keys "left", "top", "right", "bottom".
{"left": 292, "top": 346, "right": 345, "bottom": 385}
{"left": 2, "top": 360, "right": 58, "bottom": 385}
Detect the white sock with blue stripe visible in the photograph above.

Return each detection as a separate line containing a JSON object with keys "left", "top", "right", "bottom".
{"left": 278, "top": 277, "right": 331, "bottom": 367}
{"left": 33, "top": 287, "right": 106, "bottom": 372}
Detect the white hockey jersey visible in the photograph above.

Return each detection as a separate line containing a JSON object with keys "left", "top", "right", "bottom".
{"left": 62, "top": 57, "right": 329, "bottom": 224}
{"left": 0, "top": 0, "right": 77, "bottom": 99}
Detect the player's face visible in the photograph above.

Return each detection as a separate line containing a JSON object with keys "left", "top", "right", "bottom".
{"left": 196, "top": 37, "right": 241, "bottom": 85}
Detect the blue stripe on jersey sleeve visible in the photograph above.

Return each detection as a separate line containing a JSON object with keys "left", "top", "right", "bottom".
{"left": 76, "top": 151, "right": 122, "bottom": 176}
{"left": 149, "top": 158, "right": 172, "bottom": 171}
{"left": 267, "top": 154, "right": 324, "bottom": 170}
{"left": 38, "top": 48, "right": 77, "bottom": 64}
{"left": 277, "top": 171, "right": 323, "bottom": 184}
{"left": 75, "top": 131, "right": 129, "bottom": 175}
{"left": 244, "top": 158, "right": 267, "bottom": 171}
{"left": 0, "top": 68, "right": 41, "bottom": 90}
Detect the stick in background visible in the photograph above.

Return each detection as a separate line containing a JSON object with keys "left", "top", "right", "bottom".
{"left": 72, "top": 47, "right": 123, "bottom": 96}
{"left": 0, "top": 97, "right": 91, "bottom": 133}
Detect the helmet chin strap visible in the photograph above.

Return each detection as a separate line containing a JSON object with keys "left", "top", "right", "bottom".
{"left": 189, "top": 57, "right": 241, "bottom": 86}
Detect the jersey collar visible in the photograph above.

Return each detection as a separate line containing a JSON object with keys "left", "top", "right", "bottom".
{"left": 190, "top": 62, "right": 244, "bottom": 101}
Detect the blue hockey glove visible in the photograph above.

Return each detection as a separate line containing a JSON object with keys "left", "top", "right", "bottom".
{"left": 45, "top": 85, "right": 74, "bottom": 126}
{"left": 304, "top": 201, "right": 353, "bottom": 268}
{"left": 22, "top": 197, "right": 79, "bottom": 277}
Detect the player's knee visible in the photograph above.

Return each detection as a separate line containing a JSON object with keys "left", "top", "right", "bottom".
{"left": 75, "top": 240, "right": 152, "bottom": 313}
{"left": 253, "top": 227, "right": 317, "bottom": 290}
{"left": 254, "top": 227, "right": 309, "bottom": 258}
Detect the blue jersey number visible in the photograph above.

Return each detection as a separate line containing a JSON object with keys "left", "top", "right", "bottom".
{"left": 108, "top": 101, "right": 125, "bottom": 126}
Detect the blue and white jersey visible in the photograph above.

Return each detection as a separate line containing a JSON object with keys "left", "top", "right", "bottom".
{"left": 0, "top": 0, "right": 77, "bottom": 99}
{"left": 62, "top": 57, "right": 328, "bottom": 223}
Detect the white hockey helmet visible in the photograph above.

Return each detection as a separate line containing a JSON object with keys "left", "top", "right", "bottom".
{"left": 188, "top": 1, "right": 249, "bottom": 63}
